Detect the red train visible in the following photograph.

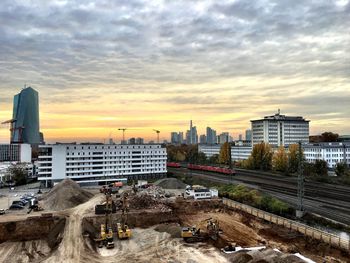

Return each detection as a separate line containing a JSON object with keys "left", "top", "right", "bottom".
{"left": 167, "top": 162, "right": 235, "bottom": 175}
{"left": 167, "top": 162, "right": 182, "bottom": 168}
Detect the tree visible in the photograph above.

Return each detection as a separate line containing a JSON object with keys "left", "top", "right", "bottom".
{"left": 249, "top": 143, "right": 273, "bottom": 170}
{"left": 197, "top": 152, "right": 207, "bottom": 164}
{"left": 6, "top": 163, "right": 28, "bottom": 186}
{"left": 321, "top": 132, "right": 339, "bottom": 142}
{"left": 288, "top": 144, "right": 304, "bottom": 174}
{"left": 303, "top": 162, "right": 316, "bottom": 177}
{"left": 218, "top": 142, "right": 231, "bottom": 165}
{"left": 272, "top": 146, "right": 288, "bottom": 173}
{"left": 175, "top": 151, "right": 186, "bottom": 162}
{"left": 335, "top": 162, "right": 348, "bottom": 177}
{"left": 208, "top": 154, "right": 219, "bottom": 165}
{"left": 314, "top": 159, "right": 328, "bottom": 176}
{"left": 187, "top": 145, "right": 199, "bottom": 163}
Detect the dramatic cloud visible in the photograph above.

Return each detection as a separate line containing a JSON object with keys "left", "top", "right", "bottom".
{"left": 0, "top": 0, "right": 349, "bottom": 142}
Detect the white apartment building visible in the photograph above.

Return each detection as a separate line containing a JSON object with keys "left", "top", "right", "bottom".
{"left": 198, "top": 144, "right": 252, "bottom": 162}
{"left": 200, "top": 141, "right": 350, "bottom": 170}
{"left": 304, "top": 142, "right": 350, "bottom": 168}
{"left": 37, "top": 144, "right": 167, "bottom": 186}
{"left": 0, "top": 144, "right": 32, "bottom": 162}
{"left": 251, "top": 112, "right": 309, "bottom": 147}
{"left": 198, "top": 144, "right": 220, "bottom": 158}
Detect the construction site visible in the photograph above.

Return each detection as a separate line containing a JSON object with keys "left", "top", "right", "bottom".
{"left": 0, "top": 178, "right": 349, "bottom": 263}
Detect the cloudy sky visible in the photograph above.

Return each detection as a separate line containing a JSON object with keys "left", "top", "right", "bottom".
{"left": 0, "top": 0, "right": 349, "bottom": 143}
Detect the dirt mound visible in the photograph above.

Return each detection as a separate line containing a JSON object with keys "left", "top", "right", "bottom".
{"left": 129, "top": 193, "right": 159, "bottom": 209}
{"left": 42, "top": 179, "right": 93, "bottom": 211}
{"left": 154, "top": 178, "right": 187, "bottom": 189}
{"left": 154, "top": 224, "right": 182, "bottom": 238}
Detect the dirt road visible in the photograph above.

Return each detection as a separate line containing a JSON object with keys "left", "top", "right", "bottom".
{"left": 43, "top": 194, "right": 104, "bottom": 263}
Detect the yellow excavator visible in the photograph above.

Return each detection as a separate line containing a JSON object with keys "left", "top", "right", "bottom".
{"left": 95, "top": 194, "right": 115, "bottom": 248}
{"left": 117, "top": 193, "right": 132, "bottom": 239}
{"left": 181, "top": 218, "right": 221, "bottom": 243}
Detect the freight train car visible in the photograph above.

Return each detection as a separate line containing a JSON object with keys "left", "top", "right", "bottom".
{"left": 167, "top": 162, "right": 182, "bottom": 168}
{"left": 187, "top": 164, "right": 235, "bottom": 176}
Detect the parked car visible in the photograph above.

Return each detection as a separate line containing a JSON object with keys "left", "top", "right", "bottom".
{"left": 9, "top": 204, "right": 24, "bottom": 210}
{"left": 0, "top": 209, "right": 5, "bottom": 215}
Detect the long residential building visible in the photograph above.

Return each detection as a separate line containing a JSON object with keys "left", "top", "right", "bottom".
{"left": 198, "top": 144, "right": 251, "bottom": 162}
{"left": 37, "top": 144, "right": 167, "bottom": 186}
{"left": 0, "top": 144, "right": 32, "bottom": 163}
{"left": 304, "top": 142, "right": 350, "bottom": 168}
{"left": 251, "top": 111, "right": 309, "bottom": 147}
{"left": 200, "top": 142, "right": 350, "bottom": 169}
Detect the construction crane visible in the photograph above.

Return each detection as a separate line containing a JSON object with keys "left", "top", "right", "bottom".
{"left": 118, "top": 128, "right": 127, "bottom": 144}
{"left": 1, "top": 119, "right": 24, "bottom": 143}
{"left": 153, "top": 129, "right": 160, "bottom": 144}
{"left": 117, "top": 193, "right": 131, "bottom": 239}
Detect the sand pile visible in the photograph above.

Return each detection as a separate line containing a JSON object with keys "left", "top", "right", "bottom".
{"left": 154, "top": 224, "right": 182, "bottom": 238}
{"left": 154, "top": 178, "right": 187, "bottom": 189}
{"left": 42, "top": 178, "right": 93, "bottom": 211}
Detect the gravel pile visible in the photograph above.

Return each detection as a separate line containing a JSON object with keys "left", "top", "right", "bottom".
{"left": 41, "top": 178, "right": 93, "bottom": 211}
{"left": 154, "top": 178, "right": 187, "bottom": 189}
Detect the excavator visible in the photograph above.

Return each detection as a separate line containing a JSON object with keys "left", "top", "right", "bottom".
{"left": 117, "top": 193, "right": 132, "bottom": 239}
{"left": 95, "top": 194, "right": 115, "bottom": 249}
{"left": 181, "top": 218, "right": 222, "bottom": 243}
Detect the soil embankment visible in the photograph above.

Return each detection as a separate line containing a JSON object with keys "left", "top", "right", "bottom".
{"left": 41, "top": 178, "right": 94, "bottom": 211}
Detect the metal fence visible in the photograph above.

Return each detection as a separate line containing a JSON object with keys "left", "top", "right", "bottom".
{"left": 222, "top": 198, "right": 350, "bottom": 251}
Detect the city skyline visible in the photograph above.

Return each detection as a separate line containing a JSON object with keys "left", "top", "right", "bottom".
{"left": 1, "top": 0, "right": 349, "bottom": 143}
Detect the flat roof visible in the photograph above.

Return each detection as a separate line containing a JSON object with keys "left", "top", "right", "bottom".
{"left": 251, "top": 113, "right": 309, "bottom": 122}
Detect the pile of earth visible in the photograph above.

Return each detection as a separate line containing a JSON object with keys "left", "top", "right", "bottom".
{"left": 154, "top": 178, "right": 187, "bottom": 189}
{"left": 154, "top": 223, "right": 182, "bottom": 238}
{"left": 128, "top": 193, "right": 159, "bottom": 209}
{"left": 41, "top": 178, "right": 93, "bottom": 211}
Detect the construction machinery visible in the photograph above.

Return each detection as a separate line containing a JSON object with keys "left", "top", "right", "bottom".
{"left": 117, "top": 193, "right": 131, "bottom": 239}
{"left": 27, "top": 198, "right": 44, "bottom": 214}
{"left": 181, "top": 218, "right": 221, "bottom": 243}
{"left": 95, "top": 194, "right": 115, "bottom": 249}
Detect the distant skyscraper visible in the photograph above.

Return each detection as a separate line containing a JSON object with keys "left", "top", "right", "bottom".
{"left": 178, "top": 132, "right": 184, "bottom": 144}
{"left": 187, "top": 120, "right": 198, "bottom": 144}
{"left": 135, "top": 137, "right": 144, "bottom": 144}
{"left": 171, "top": 132, "right": 179, "bottom": 144}
{"left": 245, "top": 129, "right": 252, "bottom": 141}
{"left": 171, "top": 132, "right": 184, "bottom": 144}
{"left": 206, "top": 127, "right": 217, "bottom": 144}
{"left": 239, "top": 134, "right": 243, "bottom": 141}
{"left": 11, "top": 87, "right": 40, "bottom": 144}
{"left": 218, "top": 132, "right": 230, "bottom": 144}
{"left": 199, "top": 134, "right": 206, "bottom": 144}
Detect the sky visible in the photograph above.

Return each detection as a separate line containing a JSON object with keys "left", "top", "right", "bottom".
{"left": 0, "top": 0, "right": 349, "bottom": 143}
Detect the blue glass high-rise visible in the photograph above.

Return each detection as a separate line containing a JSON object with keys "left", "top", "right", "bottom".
{"left": 11, "top": 87, "right": 40, "bottom": 144}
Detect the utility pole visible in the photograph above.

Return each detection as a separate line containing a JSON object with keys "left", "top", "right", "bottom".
{"left": 296, "top": 141, "right": 305, "bottom": 218}
{"left": 228, "top": 143, "right": 233, "bottom": 183}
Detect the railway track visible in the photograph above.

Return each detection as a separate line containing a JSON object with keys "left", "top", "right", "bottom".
{"left": 169, "top": 167, "right": 350, "bottom": 225}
